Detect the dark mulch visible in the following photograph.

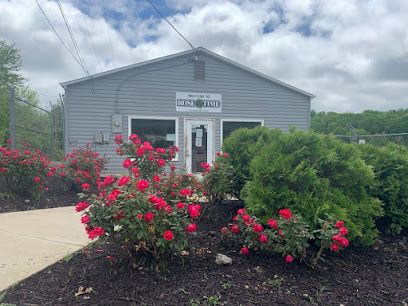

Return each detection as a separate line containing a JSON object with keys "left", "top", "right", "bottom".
{"left": 0, "top": 177, "right": 79, "bottom": 214}
{"left": 2, "top": 201, "right": 408, "bottom": 306}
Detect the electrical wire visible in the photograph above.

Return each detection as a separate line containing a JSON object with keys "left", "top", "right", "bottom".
{"left": 55, "top": 0, "right": 89, "bottom": 74}
{"left": 34, "top": 0, "right": 88, "bottom": 75}
{"left": 104, "top": 7, "right": 116, "bottom": 68}
{"left": 82, "top": 12, "right": 98, "bottom": 73}
{"left": 145, "top": 0, "right": 194, "bottom": 49}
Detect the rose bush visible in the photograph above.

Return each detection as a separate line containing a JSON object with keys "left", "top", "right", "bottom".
{"left": 0, "top": 142, "right": 55, "bottom": 196}
{"left": 201, "top": 152, "right": 234, "bottom": 204}
{"left": 76, "top": 134, "right": 202, "bottom": 267}
{"left": 222, "top": 208, "right": 349, "bottom": 266}
{"left": 62, "top": 145, "right": 106, "bottom": 191}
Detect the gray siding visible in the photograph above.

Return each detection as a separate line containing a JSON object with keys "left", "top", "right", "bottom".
{"left": 64, "top": 50, "right": 311, "bottom": 173}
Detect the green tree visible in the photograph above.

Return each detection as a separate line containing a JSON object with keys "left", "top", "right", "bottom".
{"left": 0, "top": 40, "right": 26, "bottom": 143}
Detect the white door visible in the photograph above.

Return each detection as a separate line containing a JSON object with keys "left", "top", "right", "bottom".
{"left": 185, "top": 119, "right": 214, "bottom": 173}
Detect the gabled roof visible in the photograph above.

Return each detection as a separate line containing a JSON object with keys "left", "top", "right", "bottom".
{"left": 60, "top": 47, "right": 314, "bottom": 98}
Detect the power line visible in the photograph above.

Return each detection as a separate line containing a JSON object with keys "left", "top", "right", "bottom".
{"left": 55, "top": 0, "right": 89, "bottom": 74}
{"left": 34, "top": 0, "right": 88, "bottom": 75}
{"left": 104, "top": 7, "right": 116, "bottom": 68}
{"left": 145, "top": 0, "right": 194, "bottom": 49}
{"left": 82, "top": 12, "right": 98, "bottom": 73}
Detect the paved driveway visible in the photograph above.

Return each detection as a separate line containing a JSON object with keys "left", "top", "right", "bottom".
{"left": 0, "top": 207, "right": 89, "bottom": 292}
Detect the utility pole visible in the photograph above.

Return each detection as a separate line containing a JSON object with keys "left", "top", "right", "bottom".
{"left": 8, "top": 86, "right": 16, "bottom": 148}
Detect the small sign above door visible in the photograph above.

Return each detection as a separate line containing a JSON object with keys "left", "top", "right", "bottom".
{"left": 176, "top": 92, "right": 222, "bottom": 113}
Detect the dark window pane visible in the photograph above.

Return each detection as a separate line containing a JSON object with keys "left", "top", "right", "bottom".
{"left": 222, "top": 121, "right": 262, "bottom": 139}
{"left": 131, "top": 119, "right": 176, "bottom": 148}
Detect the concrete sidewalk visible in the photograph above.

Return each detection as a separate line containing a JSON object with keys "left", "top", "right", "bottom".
{"left": 0, "top": 206, "right": 89, "bottom": 292}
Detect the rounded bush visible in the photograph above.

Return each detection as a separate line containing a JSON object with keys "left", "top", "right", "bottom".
{"left": 77, "top": 134, "right": 202, "bottom": 267}
{"left": 0, "top": 143, "right": 55, "bottom": 196}
{"left": 241, "top": 130, "right": 383, "bottom": 246}
{"left": 62, "top": 145, "right": 106, "bottom": 191}
{"left": 358, "top": 143, "right": 408, "bottom": 234}
{"left": 222, "top": 126, "right": 271, "bottom": 197}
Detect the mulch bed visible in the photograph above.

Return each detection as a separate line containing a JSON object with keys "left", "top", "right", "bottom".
{"left": 2, "top": 201, "right": 408, "bottom": 305}
{"left": 0, "top": 177, "right": 78, "bottom": 214}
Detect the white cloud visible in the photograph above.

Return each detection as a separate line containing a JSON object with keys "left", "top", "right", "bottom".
{"left": 0, "top": 0, "right": 407, "bottom": 112}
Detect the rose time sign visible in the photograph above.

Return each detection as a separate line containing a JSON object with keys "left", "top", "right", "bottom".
{"left": 176, "top": 92, "right": 222, "bottom": 113}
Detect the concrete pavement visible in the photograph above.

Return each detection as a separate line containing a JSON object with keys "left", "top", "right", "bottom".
{"left": 0, "top": 206, "right": 89, "bottom": 292}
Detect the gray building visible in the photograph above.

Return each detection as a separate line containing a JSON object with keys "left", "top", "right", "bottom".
{"left": 60, "top": 47, "right": 314, "bottom": 173}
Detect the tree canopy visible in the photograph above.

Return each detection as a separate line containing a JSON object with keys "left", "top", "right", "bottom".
{"left": 311, "top": 109, "right": 408, "bottom": 135}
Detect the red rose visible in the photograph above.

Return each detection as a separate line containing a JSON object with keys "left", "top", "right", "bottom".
{"left": 81, "top": 214, "right": 90, "bottom": 224}
{"left": 186, "top": 223, "right": 197, "bottom": 233}
{"left": 188, "top": 204, "right": 200, "bottom": 219}
{"left": 335, "top": 220, "right": 344, "bottom": 228}
{"left": 223, "top": 152, "right": 229, "bottom": 158}
{"left": 114, "top": 134, "right": 123, "bottom": 144}
{"left": 156, "top": 148, "right": 166, "bottom": 154}
{"left": 231, "top": 224, "right": 240, "bottom": 234}
{"left": 267, "top": 218, "right": 278, "bottom": 229}
{"left": 33, "top": 176, "right": 41, "bottom": 183}
{"left": 176, "top": 202, "right": 185, "bottom": 209}
{"left": 82, "top": 183, "right": 90, "bottom": 190}
{"left": 252, "top": 223, "right": 264, "bottom": 233}
{"left": 240, "top": 247, "right": 250, "bottom": 256}
{"left": 136, "top": 213, "right": 143, "bottom": 220}
{"left": 258, "top": 233, "right": 268, "bottom": 244}
{"left": 339, "top": 227, "right": 348, "bottom": 236}
{"left": 123, "top": 159, "right": 133, "bottom": 169}
{"left": 75, "top": 201, "right": 90, "bottom": 212}
{"left": 242, "top": 214, "right": 251, "bottom": 222}
{"left": 129, "top": 134, "right": 138, "bottom": 141}
{"left": 330, "top": 242, "right": 339, "bottom": 252}
{"left": 220, "top": 227, "right": 229, "bottom": 234}
{"left": 136, "top": 147, "right": 145, "bottom": 156}
{"left": 163, "top": 230, "right": 174, "bottom": 241}
{"left": 237, "top": 208, "right": 246, "bottom": 215}
{"left": 137, "top": 179, "right": 149, "bottom": 191}
{"left": 144, "top": 212, "right": 155, "bottom": 223}
{"left": 339, "top": 237, "right": 349, "bottom": 247}
{"left": 88, "top": 227, "right": 105, "bottom": 239}
{"left": 332, "top": 235, "right": 343, "bottom": 243}
{"left": 118, "top": 176, "right": 130, "bottom": 186}
{"left": 153, "top": 175, "right": 161, "bottom": 182}
{"left": 180, "top": 188, "right": 192, "bottom": 197}
{"left": 157, "top": 158, "right": 166, "bottom": 167}
{"left": 279, "top": 208, "right": 292, "bottom": 219}
{"left": 285, "top": 255, "right": 294, "bottom": 263}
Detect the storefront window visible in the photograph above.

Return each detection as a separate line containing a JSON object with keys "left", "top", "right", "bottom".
{"left": 130, "top": 118, "right": 177, "bottom": 149}
{"left": 222, "top": 120, "right": 263, "bottom": 140}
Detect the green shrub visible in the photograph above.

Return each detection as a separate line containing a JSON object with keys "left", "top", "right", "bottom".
{"left": 241, "top": 130, "right": 383, "bottom": 246}
{"left": 222, "top": 126, "right": 271, "bottom": 197}
{"left": 358, "top": 143, "right": 408, "bottom": 234}
{"left": 201, "top": 153, "right": 234, "bottom": 204}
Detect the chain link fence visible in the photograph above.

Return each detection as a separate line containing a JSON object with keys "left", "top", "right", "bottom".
{"left": 8, "top": 87, "right": 64, "bottom": 159}
{"left": 336, "top": 133, "right": 408, "bottom": 147}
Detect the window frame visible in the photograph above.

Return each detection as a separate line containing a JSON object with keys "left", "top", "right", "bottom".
{"left": 220, "top": 118, "right": 265, "bottom": 147}
{"left": 127, "top": 115, "right": 179, "bottom": 161}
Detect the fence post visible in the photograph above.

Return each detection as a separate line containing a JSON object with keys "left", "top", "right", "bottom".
{"left": 50, "top": 111, "right": 55, "bottom": 158}
{"left": 8, "top": 86, "right": 16, "bottom": 148}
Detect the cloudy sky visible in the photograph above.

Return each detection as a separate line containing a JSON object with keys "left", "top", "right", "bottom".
{"left": 1, "top": 0, "right": 407, "bottom": 112}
